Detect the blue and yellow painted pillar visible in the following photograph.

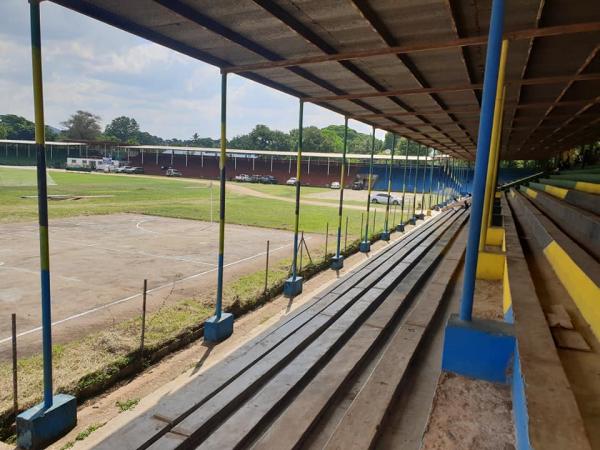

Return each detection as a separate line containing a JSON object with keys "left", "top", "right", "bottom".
{"left": 459, "top": 0, "right": 505, "bottom": 321}
{"left": 331, "top": 117, "right": 348, "bottom": 270}
{"left": 204, "top": 72, "right": 234, "bottom": 341}
{"left": 382, "top": 134, "right": 396, "bottom": 240}
{"left": 427, "top": 148, "right": 435, "bottom": 211}
{"left": 409, "top": 143, "right": 420, "bottom": 224}
{"left": 417, "top": 147, "right": 428, "bottom": 219}
{"left": 284, "top": 100, "right": 304, "bottom": 297}
{"left": 17, "top": 3, "right": 77, "bottom": 448}
{"left": 397, "top": 139, "right": 409, "bottom": 232}
{"left": 360, "top": 126, "right": 376, "bottom": 253}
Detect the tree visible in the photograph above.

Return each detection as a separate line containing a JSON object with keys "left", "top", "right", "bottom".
{"left": 105, "top": 116, "right": 140, "bottom": 143}
{"left": 0, "top": 114, "right": 58, "bottom": 140}
{"left": 61, "top": 110, "right": 102, "bottom": 140}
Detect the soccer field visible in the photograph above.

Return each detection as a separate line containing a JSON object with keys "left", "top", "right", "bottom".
{"left": 0, "top": 167, "right": 418, "bottom": 236}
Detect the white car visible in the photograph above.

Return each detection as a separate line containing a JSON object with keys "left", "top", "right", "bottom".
{"left": 330, "top": 181, "right": 340, "bottom": 189}
{"left": 371, "top": 192, "right": 400, "bottom": 205}
{"left": 286, "top": 177, "right": 297, "bottom": 185}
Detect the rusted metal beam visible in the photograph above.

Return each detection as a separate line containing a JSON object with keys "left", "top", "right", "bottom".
{"left": 222, "top": 22, "right": 600, "bottom": 74}
{"left": 349, "top": 0, "right": 477, "bottom": 147}
{"left": 516, "top": 45, "right": 600, "bottom": 151}
{"left": 301, "top": 73, "right": 600, "bottom": 102}
{"left": 251, "top": 0, "right": 464, "bottom": 153}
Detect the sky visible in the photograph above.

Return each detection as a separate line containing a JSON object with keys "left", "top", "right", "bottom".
{"left": 0, "top": 0, "right": 385, "bottom": 141}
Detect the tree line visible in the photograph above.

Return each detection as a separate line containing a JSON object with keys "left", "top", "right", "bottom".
{"left": 0, "top": 110, "right": 427, "bottom": 155}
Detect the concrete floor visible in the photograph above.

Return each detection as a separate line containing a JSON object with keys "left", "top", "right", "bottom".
{"left": 0, "top": 214, "right": 303, "bottom": 358}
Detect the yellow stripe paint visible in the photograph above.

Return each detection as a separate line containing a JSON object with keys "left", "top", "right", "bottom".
{"left": 523, "top": 187, "right": 538, "bottom": 199}
{"left": 503, "top": 259, "right": 511, "bottom": 314}
{"left": 543, "top": 240, "right": 600, "bottom": 340}
{"left": 544, "top": 184, "right": 568, "bottom": 199}
{"left": 476, "top": 251, "right": 505, "bottom": 280}
{"left": 485, "top": 226, "right": 505, "bottom": 247}
{"left": 574, "top": 181, "right": 600, "bottom": 195}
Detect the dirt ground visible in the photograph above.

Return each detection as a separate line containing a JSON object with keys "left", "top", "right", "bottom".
{"left": 420, "top": 279, "right": 514, "bottom": 449}
{"left": 0, "top": 214, "right": 317, "bottom": 358}
{"left": 421, "top": 372, "right": 514, "bottom": 450}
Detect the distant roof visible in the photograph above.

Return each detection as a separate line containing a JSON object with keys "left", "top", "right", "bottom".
{"left": 0, "top": 139, "right": 86, "bottom": 146}
{"left": 118, "top": 144, "right": 446, "bottom": 161}
{"left": 50, "top": 1, "right": 600, "bottom": 160}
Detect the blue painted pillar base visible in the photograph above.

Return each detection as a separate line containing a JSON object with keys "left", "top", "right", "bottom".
{"left": 359, "top": 240, "right": 371, "bottom": 253}
{"left": 408, "top": 217, "right": 416, "bottom": 225}
{"left": 330, "top": 255, "right": 344, "bottom": 270}
{"left": 17, "top": 394, "right": 77, "bottom": 450}
{"left": 395, "top": 223, "right": 405, "bottom": 232}
{"left": 380, "top": 230, "right": 390, "bottom": 241}
{"left": 204, "top": 312, "right": 234, "bottom": 342}
{"left": 283, "top": 276, "right": 303, "bottom": 298}
{"left": 441, "top": 314, "right": 515, "bottom": 384}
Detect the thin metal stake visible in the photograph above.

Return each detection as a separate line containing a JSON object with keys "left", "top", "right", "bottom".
{"left": 299, "top": 231, "right": 304, "bottom": 273}
{"left": 140, "top": 279, "right": 147, "bottom": 362}
{"left": 324, "top": 223, "right": 329, "bottom": 260}
{"left": 264, "top": 240, "right": 270, "bottom": 293}
{"left": 344, "top": 216, "right": 349, "bottom": 252}
{"left": 12, "top": 313, "right": 18, "bottom": 415}
{"left": 372, "top": 208, "right": 377, "bottom": 237}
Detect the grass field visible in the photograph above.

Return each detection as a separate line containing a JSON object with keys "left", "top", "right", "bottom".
{"left": 0, "top": 167, "right": 419, "bottom": 236}
{"left": 0, "top": 166, "right": 56, "bottom": 187}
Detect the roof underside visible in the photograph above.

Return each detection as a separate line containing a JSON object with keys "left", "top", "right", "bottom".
{"left": 51, "top": 0, "right": 600, "bottom": 160}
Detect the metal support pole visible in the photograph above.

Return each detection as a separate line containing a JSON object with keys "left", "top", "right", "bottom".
{"left": 361, "top": 127, "right": 376, "bottom": 252}
{"left": 30, "top": 0, "right": 53, "bottom": 409}
{"left": 383, "top": 134, "right": 396, "bottom": 237}
{"left": 480, "top": 40, "right": 508, "bottom": 250}
{"left": 332, "top": 117, "right": 348, "bottom": 269}
{"left": 412, "top": 144, "right": 421, "bottom": 220}
{"left": 428, "top": 149, "right": 435, "bottom": 210}
{"left": 284, "top": 100, "right": 304, "bottom": 297}
{"left": 420, "top": 148, "right": 428, "bottom": 215}
{"left": 291, "top": 100, "right": 303, "bottom": 281}
{"left": 460, "top": 0, "right": 505, "bottom": 322}
{"left": 400, "top": 140, "right": 409, "bottom": 228}
{"left": 215, "top": 73, "right": 227, "bottom": 320}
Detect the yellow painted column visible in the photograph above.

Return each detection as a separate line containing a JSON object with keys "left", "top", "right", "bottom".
{"left": 487, "top": 85, "right": 507, "bottom": 231}
{"left": 479, "top": 39, "right": 509, "bottom": 251}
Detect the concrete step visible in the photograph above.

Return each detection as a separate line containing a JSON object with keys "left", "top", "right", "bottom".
{"left": 520, "top": 185, "right": 600, "bottom": 260}
{"left": 527, "top": 181, "right": 600, "bottom": 216}
{"left": 540, "top": 177, "right": 600, "bottom": 195}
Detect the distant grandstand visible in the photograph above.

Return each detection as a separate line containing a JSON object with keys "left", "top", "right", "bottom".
{"left": 0, "top": 140, "right": 539, "bottom": 192}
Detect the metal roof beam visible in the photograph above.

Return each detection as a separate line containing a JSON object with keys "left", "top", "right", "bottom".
{"left": 302, "top": 73, "right": 600, "bottom": 102}
{"left": 251, "top": 0, "right": 466, "bottom": 152}
{"left": 349, "top": 0, "right": 477, "bottom": 148}
{"left": 222, "top": 22, "right": 600, "bottom": 73}
{"left": 151, "top": 0, "right": 455, "bottom": 152}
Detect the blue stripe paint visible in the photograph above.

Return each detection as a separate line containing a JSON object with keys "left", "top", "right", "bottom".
{"left": 512, "top": 346, "right": 531, "bottom": 450}
{"left": 41, "top": 269, "right": 53, "bottom": 409}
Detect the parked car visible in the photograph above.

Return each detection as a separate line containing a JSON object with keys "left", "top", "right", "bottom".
{"left": 249, "top": 174, "right": 262, "bottom": 183}
{"left": 370, "top": 192, "right": 400, "bottom": 204}
{"left": 352, "top": 180, "right": 365, "bottom": 190}
{"left": 260, "top": 175, "right": 277, "bottom": 184}
{"left": 234, "top": 174, "right": 250, "bottom": 182}
{"left": 116, "top": 166, "right": 131, "bottom": 173}
{"left": 286, "top": 177, "right": 297, "bottom": 186}
{"left": 166, "top": 168, "right": 182, "bottom": 177}
{"left": 125, "top": 167, "right": 144, "bottom": 174}
{"left": 330, "top": 181, "right": 340, "bottom": 189}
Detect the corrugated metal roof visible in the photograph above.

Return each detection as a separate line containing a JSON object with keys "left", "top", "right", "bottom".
{"left": 50, "top": 0, "right": 600, "bottom": 160}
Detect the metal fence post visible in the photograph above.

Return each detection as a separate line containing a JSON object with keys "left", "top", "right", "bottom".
{"left": 264, "top": 240, "right": 270, "bottom": 293}
{"left": 324, "top": 222, "right": 329, "bottom": 261}
{"left": 12, "top": 313, "right": 18, "bottom": 415}
{"left": 344, "top": 216, "right": 349, "bottom": 252}
{"left": 140, "top": 279, "right": 147, "bottom": 361}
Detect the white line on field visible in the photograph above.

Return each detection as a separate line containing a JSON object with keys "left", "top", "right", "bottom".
{"left": 0, "top": 240, "right": 298, "bottom": 346}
